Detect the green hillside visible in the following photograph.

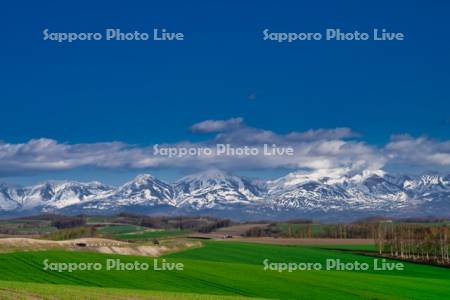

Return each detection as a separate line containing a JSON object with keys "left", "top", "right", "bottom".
{"left": 0, "top": 241, "right": 448, "bottom": 299}
{"left": 0, "top": 280, "right": 258, "bottom": 299}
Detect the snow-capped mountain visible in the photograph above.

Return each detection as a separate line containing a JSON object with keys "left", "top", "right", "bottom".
{"left": 77, "top": 174, "right": 176, "bottom": 212}
{"left": 174, "top": 170, "right": 264, "bottom": 209}
{"left": 265, "top": 170, "right": 409, "bottom": 212}
{"left": 0, "top": 170, "right": 449, "bottom": 220}
{"left": 5, "top": 181, "right": 114, "bottom": 211}
{"left": 0, "top": 183, "right": 22, "bottom": 211}
{"left": 401, "top": 173, "right": 450, "bottom": 193}
{"left": 113, "top": 174, "right": 175, "bottom": 204}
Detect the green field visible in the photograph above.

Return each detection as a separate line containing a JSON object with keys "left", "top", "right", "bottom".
{"left": 114, "top": 229, "right": 188, "bottom": 240}
{"left": 312, "top": 244, "right": 377, "bottom": 251}
{"left": 0, "top": 280, "right": 255, "bottom": 299}
{"left": 97, "top": 225, "right": 147, "bottom": 234}
{"left": 0, "top": 241, "right": 448, "bottom": 299}
{"left": 96, "top": 224, "right": 187, "bottom": 240}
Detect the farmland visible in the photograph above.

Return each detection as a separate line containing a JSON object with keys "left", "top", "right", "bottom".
{"left": 114, "top": 229, "right": 187, "bottom": 240}
{"left": 0, "top": 280, "right": 255, "bottom": 300}
{"left": 0, "top": 241, "right": 449, "bottom": 299}
{"left": 96, "top": 225, "right": 147, "bottom": 235}
{"left": 0, "top": 214, "right": 449, "bottom": 299}
{"left": 96, "top": 224, "right": 189, "bottom": 240}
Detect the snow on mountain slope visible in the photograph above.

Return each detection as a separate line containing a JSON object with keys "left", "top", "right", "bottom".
{"left": 22, "top": 181, "right": 114, "bottom": 210}
{"left": 266, "top": 172, "right": 352, "bottom": 211}
{"left": 0, "top": 170, "right": 448, "bottom": 218}
{"left": 174, "top": 170, "right": 264, "bottom": 209}
{"left": 401, "top": 173, "right": 450, "bottom": 194}
{"left": 0, "top": 183, "right": 22, "bottom": 211}
{"left": 0, "top": 181, "right": 113, "bottom": 212}
{"left": 79, "top": 174, "right": 175, "bottom": 211}
{"left": 266, "top": 170, "right": 412, "bottom": 212}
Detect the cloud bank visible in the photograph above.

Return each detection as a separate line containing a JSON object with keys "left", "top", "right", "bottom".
{"left": 0, "top": 118, "right": 449, "bottom": 177}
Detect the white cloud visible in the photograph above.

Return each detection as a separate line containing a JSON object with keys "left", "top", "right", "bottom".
{"left": 385, "top": 135, "right": 450, "bottom": 167}
{"left": 189, "top": 117, "right": 243, "bottom": 133}
{"left": 286, "top": 128, "right": 360, "bottom": 141}
{"left": 0, "top": 119, "right": 449, "bottom": 177}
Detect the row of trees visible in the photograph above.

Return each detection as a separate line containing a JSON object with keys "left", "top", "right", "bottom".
{"left": 51, "top": 216, "right": 86, "bottom": 229}
{"left": 116, "top": 213, "right": 232, "bottom": 232}
{"left": 315, "top": 224, "right": 377, "bottom": 239}
{"left": 243, "top": 223, "right": 380, "bottom": 239}
{"left": 44, "top": 226, "right": 96, "bottom": 240}
{"left": 375, "top": 223, "right": 449, "bottom": 264}
{"left": 198, "top": 219, "right": 232, "bottom": 233}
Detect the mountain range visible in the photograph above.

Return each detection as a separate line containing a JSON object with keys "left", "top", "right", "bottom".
{"left": 1, "top": 170, "right": 449, "bottom": 221}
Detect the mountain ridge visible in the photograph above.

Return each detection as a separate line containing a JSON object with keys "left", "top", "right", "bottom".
{"left": 0, "top": 170, "right": 449, "bottom": 220}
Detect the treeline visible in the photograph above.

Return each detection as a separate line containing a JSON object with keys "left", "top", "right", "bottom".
{"left": 115, "top": 213, "right": 232, "bottom": 232}
{"left": 14, "top": 214, "right": 87, "bottom": 229}
{"left": 315, "top": 224, "right": 377, "bottom": 239}
{"left": 243, "top": 222, "right": 380, "bottom": 239}
{"left": 0, "top": 214, "right": 86, "bottom": 235}
{"left": 242, "top": 219, "right": 450, "bottom": 240}
{"left": 198, "top": 219, "right": 232, "bottom": 233}
{"left": 2, "top": 213, "right": 233, "bottom": 235}
{"left": 242, "top": 224, "right": 281, "bottom": 237}
{"left": 51, "top": 216, "right": 86, "bottom": 229}
{"left": 44, "top": 226, "right": 96, "bottom": 240}
{"left": 375, "top": 222, "right": 450, "bottom": 264}
{"left": 241, "top": 220, "right": 450, "bottom": 265}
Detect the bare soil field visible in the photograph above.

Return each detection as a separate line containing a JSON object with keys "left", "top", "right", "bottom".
{"left": 0, "top": 237, "right": 201, "bottom": 256}
{"left": 228, "top": 237, "right": 374, "bottom": 245}
{"left": 189, "top": 233, "right": 374, "bottom": 246}
{"left": 188, "top": 224, "right": 269, "bottom": 239}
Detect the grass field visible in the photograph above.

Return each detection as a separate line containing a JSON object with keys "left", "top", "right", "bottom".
{"left": 0, "top": 241, "right": 448, "bottom": 299}
{"left": 313, "top": 244, "right": 377, "bottom": 251}
{"left": 96, "top": 224, "right": 188, "bottom": 240}
{"left": 114, "top": 229, "right": 188, "bottom": 240}
{"left": 0, "top": 280, "right": 256, "bottom": 299}
{"left": 97, "top": 225, "right": 147, "bottom": 234}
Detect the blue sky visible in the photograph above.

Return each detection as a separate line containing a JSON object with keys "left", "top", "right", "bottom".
{"left": 0, "top": 1, "right": 449, "bottom": 185}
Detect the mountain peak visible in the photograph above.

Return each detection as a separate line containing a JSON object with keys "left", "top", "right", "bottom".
{"left": 177, "top": 169, "right": 230, "bottom": 183}
{"left": 134, "top": 173, "right": 155, "bottom": 179}
{"left": 191, "top": 169, "right": 228, "bottom": 177}
{"left": 0, "top": 170, "right": 449, "bottom": 219}
{"left": 131, "top": 174, "right": 156, "bottom": 184}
